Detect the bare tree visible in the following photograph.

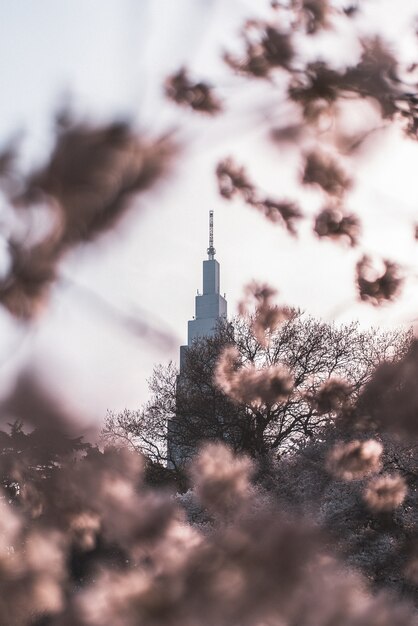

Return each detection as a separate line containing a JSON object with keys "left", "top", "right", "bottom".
{"left": 103, "top": 312, "right": 411, "bottom": 468}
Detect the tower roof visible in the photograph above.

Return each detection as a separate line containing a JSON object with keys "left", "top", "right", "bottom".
{"left": 207, "top": 209, "right": 216, "bottom": 260}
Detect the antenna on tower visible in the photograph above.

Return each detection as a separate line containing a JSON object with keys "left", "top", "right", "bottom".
{"left": 207, "top": 210, "right": 216, "bottom": 259}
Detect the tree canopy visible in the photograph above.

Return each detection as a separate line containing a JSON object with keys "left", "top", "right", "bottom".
{"left": 103, "top": 312, "right": 411, "bottom": 469}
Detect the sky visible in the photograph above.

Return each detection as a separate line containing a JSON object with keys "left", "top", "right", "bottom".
{"left": 1, "top": 0, "right": 418, "bottom": 428}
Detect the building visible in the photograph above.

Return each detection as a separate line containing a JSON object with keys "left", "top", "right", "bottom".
{"left": 180, "top": 210, "right": 227, "bottom": 369}
{"left": 168, "top": 211, "right": 228, "bottom": 467}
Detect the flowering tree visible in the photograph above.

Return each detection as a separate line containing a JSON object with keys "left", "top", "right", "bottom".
{"left": 103, "top": 311, "right": 410, "bottom": 469}
{"left": 0, "top": 1, "right": 418, "bottom": 624}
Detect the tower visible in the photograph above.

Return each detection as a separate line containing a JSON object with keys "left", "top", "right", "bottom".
{"left": 168, "top": 211, "right": 228, "bottom": 468}
{"left": 180, "top": 210, "right": 227, "bottom": 369}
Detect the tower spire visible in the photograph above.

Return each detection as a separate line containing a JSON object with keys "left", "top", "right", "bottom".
{"left": 207, "top": 210, "right": 216, "bottom": 259}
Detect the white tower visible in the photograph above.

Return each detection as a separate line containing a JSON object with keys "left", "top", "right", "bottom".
{"left": 180, "top": 211, "right": 227, "bottom": 368}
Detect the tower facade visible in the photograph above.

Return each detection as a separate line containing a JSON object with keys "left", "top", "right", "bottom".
{"left": 180, "top": 210, "right": 227, "bottom": 369}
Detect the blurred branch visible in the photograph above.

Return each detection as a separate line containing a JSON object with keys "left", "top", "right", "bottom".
{"left": 59, "top": 273, "right": 176, "bottom": 350}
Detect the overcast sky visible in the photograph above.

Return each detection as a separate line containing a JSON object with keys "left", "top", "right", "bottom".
{"left": 1, "top": 0, "right": 418, "bottom": 427}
